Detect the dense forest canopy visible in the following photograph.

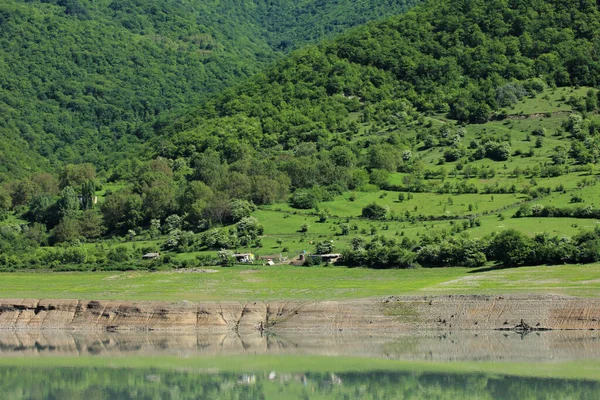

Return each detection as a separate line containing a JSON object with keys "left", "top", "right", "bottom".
{"left": 168, "top": 0, "right": 600, "bottom": 145}
{"left": 0, "top": 0, "right": 421, "bottom": 180}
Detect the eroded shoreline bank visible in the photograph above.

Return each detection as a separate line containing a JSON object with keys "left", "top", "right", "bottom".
{"left": 1, "top": 294, "right": 599, "bottom": 332}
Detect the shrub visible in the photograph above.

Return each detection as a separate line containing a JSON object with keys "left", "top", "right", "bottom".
{"left": 217, "top": 249, "right": 235, "bottom": 266}
{"left": 107, "top": 246, "right": 132, "bottom": 263}
{"left": 315, "top": 240, "right": 334, "bottom": 255}
{"left": 289, "top": 190, "right": 319, "bottom": 209}
{"left": 339, "top": 223, "right": 350, "bottom": 236}
{"left": 231, "top": 200, "right": 256, "bottom": 222}
{"left": 570, "top": 194, "right": 584, "bottom": 203}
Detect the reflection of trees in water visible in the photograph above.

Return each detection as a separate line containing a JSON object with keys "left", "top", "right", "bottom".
{"left": 0, "top": 367, "right": 599, "bottom": 400}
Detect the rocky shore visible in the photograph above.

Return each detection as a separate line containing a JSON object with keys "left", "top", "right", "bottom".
{"left": 0, "top": 295, "right": 600, "bottom": 332}
{"left": 0, "top": 294, "right": 598, "bottom": 332}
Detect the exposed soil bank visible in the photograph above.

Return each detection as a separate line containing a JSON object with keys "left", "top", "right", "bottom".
{"left": 0, "top": 294, "right": 599, "bottom": 332}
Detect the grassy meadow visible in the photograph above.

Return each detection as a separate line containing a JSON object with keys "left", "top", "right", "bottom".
{"left": 0, "top": 264, "right": 598, "bottom": 301}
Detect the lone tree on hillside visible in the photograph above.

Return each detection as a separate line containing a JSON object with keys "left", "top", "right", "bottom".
{"left": 488, "top": 229, "right": 532, "bottom": 266}
{"left": 361, "top": 203, "right": 388, "bottom": 220}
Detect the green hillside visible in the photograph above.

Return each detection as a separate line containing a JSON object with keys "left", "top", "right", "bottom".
{"left": 2, "top": 0, "right": 600, "bottom": 273}
{"left": 0, "top": 0, "right": 421, "bottom": 179}
{"left": 167, "top": 0, "right": 600, "bottom": 140}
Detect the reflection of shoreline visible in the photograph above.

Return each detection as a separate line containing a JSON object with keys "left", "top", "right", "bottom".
{"left": 0, "top": 330, "right": 599, "bottom": 362}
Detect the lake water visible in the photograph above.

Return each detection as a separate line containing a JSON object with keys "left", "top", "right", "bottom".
{"left": 1, "top": 330, "right": 599, "bottom": 399}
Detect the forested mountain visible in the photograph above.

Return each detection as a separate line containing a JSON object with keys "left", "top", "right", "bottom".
{"left": 155, "top": 0, "right": 600, "bottom": 191}
{"left": 0, "top": 0, "right": 420, "bottom": 180}
{"left": 168, "top": 0, "right": 600, "bottom": 148}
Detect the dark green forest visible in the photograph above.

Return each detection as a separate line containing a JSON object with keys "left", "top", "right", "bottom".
{"left": 0, "top": 0, "right": 421, "bottom": 179}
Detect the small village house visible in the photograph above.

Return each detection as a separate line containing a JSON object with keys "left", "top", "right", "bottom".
{"left": 142, "top": 252, "right": 160, "bottom": 260}
{"left": 258, "top": 254, "right": 288, "bottom": 265}
{"left": 233, "top": 253, "right": 255, "bottom": 263}
{"left": 311, "top": 253, "right": 342, "bottom": 264}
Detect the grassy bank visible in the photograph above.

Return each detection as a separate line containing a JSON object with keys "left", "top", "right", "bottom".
{"left": 1, "top": 263, "right": 599, "bottom": 301}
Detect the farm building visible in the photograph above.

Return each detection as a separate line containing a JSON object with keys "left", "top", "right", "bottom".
{"left": 233, "top": 253, "right": 255, "bottom": 263}
{"left": 312, "top": 253, "right": 342, "bottom": 263}
{"left": 258, "top": 254, "right": 288, "bottom": 265}
{"left": 142, "top": 252, "right": 160, "bottom": 260}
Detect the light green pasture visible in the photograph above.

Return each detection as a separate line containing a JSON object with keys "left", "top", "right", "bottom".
{"left": 0, "top": 263, "right": 599, "bottom": 301}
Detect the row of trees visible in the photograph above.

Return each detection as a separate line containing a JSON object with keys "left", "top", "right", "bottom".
{"left": 515, "top": 203, "right": 600, "bottom": 219}
{"left": 342, "top": 227, "right": 600, "bottom": 269}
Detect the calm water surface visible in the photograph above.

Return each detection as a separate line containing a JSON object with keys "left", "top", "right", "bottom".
{"left": 1, "top": 330, "right": 599, "bottom": 399}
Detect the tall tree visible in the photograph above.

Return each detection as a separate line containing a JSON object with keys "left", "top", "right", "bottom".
{"left": 80, "top": 181, "right": 96, "bottom": 210}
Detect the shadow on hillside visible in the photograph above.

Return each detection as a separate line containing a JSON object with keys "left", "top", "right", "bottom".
{"left": 468, "top": 265, "right": 520, "bottom": 274}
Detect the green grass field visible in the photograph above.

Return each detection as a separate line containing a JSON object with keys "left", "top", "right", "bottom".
{"left": 1, "top": 263, "right": 598, "bottom": 301}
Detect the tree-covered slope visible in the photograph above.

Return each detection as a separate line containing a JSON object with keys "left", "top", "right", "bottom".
{"left": 257, "top": 0, "right": 422, "bottom": 50}
{"left": 0, "top": 0, "right": 421, "bottom": 180}
{"left": 168, "top": 0, "right": 600, "bottom": 150}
